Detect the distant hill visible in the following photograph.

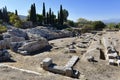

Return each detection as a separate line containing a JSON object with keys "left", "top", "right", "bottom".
{"left": 19, "top": 15, "right": 27, "bottom": 20}
{"left": 102, "top": 18, "right": 120, "bottom": 24}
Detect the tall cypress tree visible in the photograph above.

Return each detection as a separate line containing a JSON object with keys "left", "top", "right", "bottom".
{"left": 49, "top": 8, "right": 52, "bottom": 24}
{"left": 29, "top": 4, "right": 33, "bottom": 22}
{"left": 46, "top": 12, "right": 49, "bottom": 24}
{"left": 0, "top": 9, "right": 3, "bottom": 20}
{"left": 33, "top": 3, "right": 37, "bottom": 23}
{"left": 2, "top": 6, "right": 9, "bottom": 23}
{"left": 42, "top": 2, "right": 46, "bottom": 24}
{"left": 29, "top": 3, "right": 37, "bottom": 24}
{"left": 15, "top": 10, "right": 18, "bottom": 15}
{"left": 57, "top": 11, "right": 60, "bottom": 25}
{"left": 59, "top": 5, "right": 63, "bottom": 25}
{"left": 51, "top": 12, "right": 55, "bottom": 25}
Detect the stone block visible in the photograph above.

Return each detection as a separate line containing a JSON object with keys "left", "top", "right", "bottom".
{"left": 65, "top": 67, "right": 73, "bottom": 77}
{"left": 42, "top": 58, "right": 52, "bottom": 67}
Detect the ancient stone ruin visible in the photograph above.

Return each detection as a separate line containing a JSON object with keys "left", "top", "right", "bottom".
{"left": 101, "top": 37, "right": 120, "bottom": 66}
{"left": 41, "top": 56, "right": 80, "bottom": 78}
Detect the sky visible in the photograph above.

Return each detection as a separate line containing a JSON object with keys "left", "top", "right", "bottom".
{"left": 0, "top": 0, "right": 120, "bottom": 21}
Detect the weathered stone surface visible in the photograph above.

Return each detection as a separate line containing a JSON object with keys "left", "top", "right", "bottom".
{"left": 65, "top": 56, "right": 79, "bottom": 68}
{"left": 22, "top": 21, "right": 33, "bottom": 28}
{"left": 10, "top": 42, "right": 23, "bottom": 52}
{"left": 18, "top": 38, "right": 49, "bottom": 53}
{"left": 26, "top": 26, "right": 72, "bottom": 40}
{"left": 0, "top": 49, "right": 11, "bottom": 61}
{"left": 41, "top": 56, "right": 79, "bottom": 78}
{"left": 65, "top": 67, "right": 73, "bottom": 77}
{"left": 42, "top": 58, "right": 52, "bottom": 67}
{"left": 0, "top": 36, "right": 25, "bottom": 49}
{"left": 3, "top": 28, "right": 28, "bottom": 40}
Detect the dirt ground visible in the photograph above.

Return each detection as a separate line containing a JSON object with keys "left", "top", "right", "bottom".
{"left": 0, "top": 31, "right": 120, "bottom": 80}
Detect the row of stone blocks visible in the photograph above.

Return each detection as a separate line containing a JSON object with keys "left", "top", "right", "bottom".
{"left": 40, "top": 56, "right": 79, "bottom": 78}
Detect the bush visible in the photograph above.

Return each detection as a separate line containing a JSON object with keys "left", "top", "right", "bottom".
{"left": 0, "top": 25, "right": 7, "bottom": 33}
{"left": 9, "top": 14, "right": 22, "bottom": 28}
{"left": 92, "top": 21, "right": 106, "bottom": 30}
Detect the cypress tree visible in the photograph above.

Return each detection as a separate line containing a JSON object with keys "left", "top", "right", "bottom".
{"left": 29, "top": 4, "right": 33, "bottom": 22}
{"left": 51, "top": 12, "right": 55, "bottom": 25}
{"left": 46, "top": 12, "right": 49, "bottom": 24}
{"left": 2, "top": 6, "right": 9, "bottom": 23}
{"left": 0, "top": 9, "right": 3, "bottom": 20}
{"left": 57, "top": 11, "right": 60, "bottom": 25}
{"left": 49, "top": 8, "right": 52, "bottom": 24}
{"left": 15, "top": 10, "right": 18, "bottom": 15}
{"left": 33, "top": 3, "right": 37, "bottom": 23}
{"left": 59, "top": 5, "right": 63, "bottom": 25}
{"left": 42, "top": 2, "right": 46, "bottom": 24}
{"left": 29, "top": 3, "right": 37, "bottom": 24}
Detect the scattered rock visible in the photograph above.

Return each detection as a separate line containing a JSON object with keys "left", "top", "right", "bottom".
{"left": 0, "top": 49, "right": 11, "bottom": 62}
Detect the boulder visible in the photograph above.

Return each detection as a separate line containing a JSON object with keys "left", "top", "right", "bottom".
{"left": 0, "top": 36, "right": 25, "bottom": 49}
{"left": 18, "top": 38, "right": 49, "bottom": 54}
{"left": 10, "top": 42, "right": 24, "bottom": 52}
{"left": 3, "top": 28, "right": 28, "bottom": 40}
{"left": 0, "top": 49, "right": 11, "bottom": 61}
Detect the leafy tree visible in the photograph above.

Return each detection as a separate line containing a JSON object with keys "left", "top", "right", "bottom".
{"left": 63, "top": 9, "right": 69, "bottom": 22}
{"left": 116, "top": 23, "right": 120, "bottom": 29}
{"left": 107, "top": 23, "right": 116, "bottom": 29}
{"left": 92, "top": 21, "right": 106, "bottom": 30}
{"left": 65, "top": 20, "right": 76, "bottom": 27}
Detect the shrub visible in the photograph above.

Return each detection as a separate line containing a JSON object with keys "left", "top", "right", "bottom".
{"left": 9, "top": 14, "right": 22, "bottom": 28}
{"left": 0, "top": 25, "right": 7, "bottom": 33}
